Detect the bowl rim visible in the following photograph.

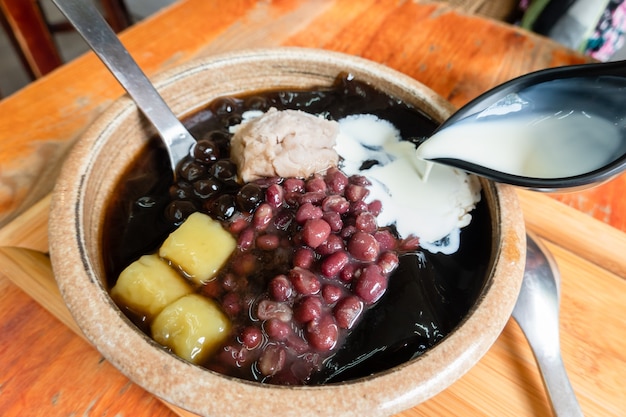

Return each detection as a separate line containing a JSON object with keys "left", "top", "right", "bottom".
{"left": 49, "top": 47, "right": 526, "bottom": 417}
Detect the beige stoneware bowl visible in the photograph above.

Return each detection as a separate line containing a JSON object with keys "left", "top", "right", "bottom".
{"left": 49, "top": 47, "right": 525, "bottom": 417}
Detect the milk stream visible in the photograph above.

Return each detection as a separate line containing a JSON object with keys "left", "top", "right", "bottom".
{"left": 416, "top": 76, "right": 626, "bottom": 179}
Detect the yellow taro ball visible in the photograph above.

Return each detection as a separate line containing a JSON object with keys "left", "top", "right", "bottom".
{"left": 159, "top": 212, "right": 236, "bottom": 285}
{"left": 151, "top": 294, "right": 231, "bottom": 364}
{"left": 110, "top": 254, "right": 192, "bottom": 320}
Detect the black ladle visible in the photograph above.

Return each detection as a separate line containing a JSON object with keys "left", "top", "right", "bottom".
{"left": 417, "top": 60, "right": 626, "bottom": 192}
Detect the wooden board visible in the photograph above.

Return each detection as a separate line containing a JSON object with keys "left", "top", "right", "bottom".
{"left": 2, "top": 1, "right": 626, "bottom": 416}
{"left": 1, "top": 189, "right": 625, "bottom": 416}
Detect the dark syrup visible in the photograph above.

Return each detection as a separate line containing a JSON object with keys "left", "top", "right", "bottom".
{"left": 102, "top": 74, "right": 492, "bottom": 384}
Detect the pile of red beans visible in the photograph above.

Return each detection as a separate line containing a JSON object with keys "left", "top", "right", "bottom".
{"left": 170, "top": 140, "right": 416, "bottom": 383}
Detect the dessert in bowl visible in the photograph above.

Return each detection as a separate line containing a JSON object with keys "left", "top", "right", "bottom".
{"left": 49, "top": 47, "right": 525, "bottom": 416}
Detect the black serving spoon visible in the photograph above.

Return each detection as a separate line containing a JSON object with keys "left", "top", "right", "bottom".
{"left": 416, "top": 60, "right": 626, "bottom": 192}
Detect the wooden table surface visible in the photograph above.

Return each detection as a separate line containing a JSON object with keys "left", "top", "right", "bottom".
{"left": 1, "top": 1, "right": 625, "bottom": 416}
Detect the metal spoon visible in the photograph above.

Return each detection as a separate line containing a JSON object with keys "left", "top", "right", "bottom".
{"left": 417, "top": 60, "right": 626, "bottom": 192}
{"left": 513, "top": 233, "right": 584, "bottom": 417}
{"left": 51, "top": 0, "right": 196, "bottom": 175}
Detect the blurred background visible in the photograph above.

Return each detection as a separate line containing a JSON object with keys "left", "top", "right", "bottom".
{"left": 0, "top": 0, "right": 175, "bottom": 96}
{"left": 1, "top": 0, "right": 625, "bottom": 98}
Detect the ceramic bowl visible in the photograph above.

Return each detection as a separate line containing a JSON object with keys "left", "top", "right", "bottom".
{"left": 49, "top": 47, "right": 525, "bottom": 417}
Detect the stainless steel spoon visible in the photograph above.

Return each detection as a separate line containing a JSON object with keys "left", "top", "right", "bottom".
{"left": 51, "top": 0, "right": 196, "bottom": 175}
{"left": 513, "top": 233, "right": 584, "bottom": 417}
{"left": 417, "top": 60, "right": 626, "bottom": 192}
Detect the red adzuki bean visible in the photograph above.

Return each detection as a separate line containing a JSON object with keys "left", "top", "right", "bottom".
{"left": 354, "top": 264, "right": 387, "bottom": 304}
{"left": 334, "top": 296, "right": 364, "bottom": 329}
{"left": 253, "top": 203, "right": 273, "bottom": 230}
{"left": 295, "top": 202, "right": 323, "bottom": 224}
{"left": 367, "top": 200, "right": 383, "bottom": 216}
{"left": 340, "top": 225, "right": 357, "bottom": 239}
{"left": 283, "top": 178, "right": 304, "bottom": 193}
{"left": 220, "top": 344, "right": 248, "bottom": 369}
{"left": 273, "top": 209, "right": 293, "bottom": 230}
{"left": 300, "top": 191, "right": 326, "bottom": 205}
{"left": 268, "top": 274, "right": 293, "bottom": 302}
{"left": 349, "top": 174, "right": 371, "bottom": 186}
{"left": 321, "top": 195, "right": 349, "bottom": 214}
{"left": 256, "top": 299, "right": 293, "bottom": 322}
{"left": 348, "top": 231, "right": 380, "bottom": 262}
{"left": 285, "top": 191, "right": 302, "bottom": 206}
{"left": 301, "top": 218, "right": 331, "bottom": 248}
{"left": 344, "top": 184, "right": 369, "bottom": 202}
{"left": 258, "top": 344, "right": 286, "bottom": 376}
{"left": 265, "top": 184, "right": 284, "bottom": 209}
{"left": 349, "top": 200, "right": 369, "bottom": 215}
{"left": 322, "top": 285, "right": 343, "bottom": 304}
{"left": 316, "top": 234, "right": 344, "bottom": 256}
{"left": 221, "top": 292, "right": 241, "bottom": 316}
{"left": 355, "top": 212, "right": 377, "bottom": 233}
{"left": 229, "top": 216, "right": 249, "bottom": 234}
{"left": 237, "top": 227, "right": 255, "bottom": 251}
{"left": 377, "top": 251, "right": 400, "bottom": 274}
{"left": 374, "top": 230, "right": 396, "bottom": 252}
{"left": 324, "top": 167, "right": 349, "bottom": 194}
{"left": 305, "top": 176, "right": 327, "bottom": 193}
{"left": 265, "top": 318, "right": 291, "bottom": 341}
{"left": 293, "top": 247, "right": 315, "bottom": 269}
{"left": 285, "top": 333, "right": 309, "bottom": 354}
{"left": 256, "top": 233, "right": 280, "bottom": 250}
{"left": 339, "top": 263, "right": 358, "bottom": 283}
{"left": 240, "top": 326, "right": 263, "bottom": 349}
{"left": 305, "top": 314, "right": 338, "bottom": 351}
{"left": 289, "top": 267, "right": 321, "bottom": 295}
{"left": 320, "top": 250, "right": 349, "bottom": 278}
{"left": 322, "top": 211, "right": 343, "bottom": 232}
{"left": 294, "top": 295, "right": 323, "bottom": 323}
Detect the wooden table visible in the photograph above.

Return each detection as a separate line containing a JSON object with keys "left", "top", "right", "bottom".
{"left": 1, "top": 1, "right": 625, "bottom": 416}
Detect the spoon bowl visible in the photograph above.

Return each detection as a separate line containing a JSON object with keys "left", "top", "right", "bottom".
{"left": 417, "top": 60, "right": 626, "bottom": 192}
{"left": 51, "top": 0, "right": 196, "bottom": 175}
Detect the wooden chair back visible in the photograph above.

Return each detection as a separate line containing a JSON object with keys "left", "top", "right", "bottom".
{"left": 0, "top": 0, "right": 130, "bottom": 80}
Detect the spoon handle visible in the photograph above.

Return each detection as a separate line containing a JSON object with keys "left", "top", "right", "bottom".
{"left": 534, "top": 349, "right": 585, "bottom": 417}
{"left": 51, "top": 0, "right": 195, "bottom": 171}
